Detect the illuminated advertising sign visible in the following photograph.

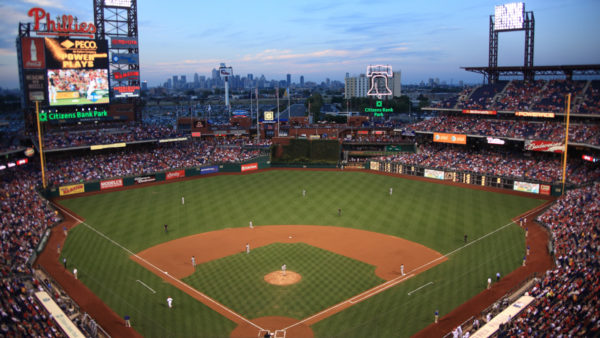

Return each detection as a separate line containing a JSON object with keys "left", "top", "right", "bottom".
{"left": 59, "top": 184, "right": 85, "bottom": 196}
{"left": 200, "top": 166, "right": 219, "bottom": 175}
{"left": 486, "top": 137, "right": 505, "bottom": 145}
{"left": 514, "top": 181, "right": 539, "bottom": 194}
{"left": 100, "top": 179, "right": 123, "bottom": 190}
{"left": 111, "top": 53, "right": 139, "bottom": 64}
{"left": 28, "top": 7, "right": 96, "bottom": 38}
{"left": 45, "top": 38, "right": 108, "bottom": 69}
{"left": 114, "top": 86, "right": 141, "bottom": 98}
{"left": 433, "top": 133, "right": 467, "bottom": 145}
{"left": 264, "top": 111, "right": 274, "bottom": 121}
{"left": 191, "top": 132, "right": 201, "bottom": 137}
{"left": 364, "top": 100, "right": 393, "bottom": 117}
{"left": 424, "top": 169, "right": 445, "bottom": 180}
{"left": 47, "top": 69, "right": 109, "bottom": 106}
{"left": 539, "top": 184, "right": 551, "bottom": 196}
{"left": 515, "top": 111, "right": 555, "bottom": 118}
{"left": 219, "top": 67, "right": 233, "bottom": 77}
{"left": 166, "top": 170, "right": 185, "bottom": 180}
{"left": 24, "top": 71, "right": 46, "bottom": 105}
{"left": 39, "top": 109, "right": 108, "bottom": 122}
{"left": 112, "top": 70, "right": 140, "bottom": 82}
{"left": 582, "top": 155, "right": 599, "bottom": 163}
{"left": 524, "top": 140, "right": 564, "bottom": 153}
{"left": 111, "top": 37, "right": 138, "bottom": 49}
{"left": 21, "top": 37, "right": 46, "bottom": 69}
{"left": 462, "top": 109, "right": 497, "bottom": 115}
{"left": 241, "top": 163, "right": 258, "bottom": 172}
{"left": 494, "top": 2, "right": 525, "bottom": 31}
{"left": 366, "top": 65, "right": 393, "bottom": 99}
{"left": 105, "top": 0, "right": 132, "bottom": 8}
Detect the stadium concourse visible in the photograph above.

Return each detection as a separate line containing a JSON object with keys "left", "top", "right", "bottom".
{"left": 0, "top": 79, "right": 598, "bottom": 336}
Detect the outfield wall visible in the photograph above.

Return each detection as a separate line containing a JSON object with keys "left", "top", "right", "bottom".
{"left": 45, "top": 156, "right": 271, "bottom": 198}
{"left": 368, "top": 160, "right": 564, "bottom": 197}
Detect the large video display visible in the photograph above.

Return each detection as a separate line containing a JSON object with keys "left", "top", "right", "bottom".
{"left": 47, "top": 69, "right": 109, "bottom": 106}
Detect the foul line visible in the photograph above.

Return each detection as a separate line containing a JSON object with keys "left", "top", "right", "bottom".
{"left": 408, "top": 281, "right": 433, "bottom": 296}
{"left": 136, "top": 280, "right": 156, "bottom": 294}
{"left": 283, "top": 202, "right": 551, "bottom": 332}
{"left": 51, "top": 202, "right": 264, "bottom": 332}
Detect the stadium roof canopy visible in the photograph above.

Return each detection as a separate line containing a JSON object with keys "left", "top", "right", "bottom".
{"left": 462, "top": 64, "right": 600, "bottom": 82}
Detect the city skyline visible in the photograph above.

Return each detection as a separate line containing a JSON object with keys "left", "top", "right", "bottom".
{"left": 0, "top": 0, "right": 599, "bottom": 89}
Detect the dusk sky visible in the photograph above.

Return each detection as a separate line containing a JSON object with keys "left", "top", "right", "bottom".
{"left": 0, "top": 0, "right": 599, "bottom": 89}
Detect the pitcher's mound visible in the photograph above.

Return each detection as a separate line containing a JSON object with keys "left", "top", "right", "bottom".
{"left": 264, "top": 271, "right": 301, "bottom": 285}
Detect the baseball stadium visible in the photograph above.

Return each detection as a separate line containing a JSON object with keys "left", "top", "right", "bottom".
{"left": 1, "top": 1, "right": 599, "bottom": 338}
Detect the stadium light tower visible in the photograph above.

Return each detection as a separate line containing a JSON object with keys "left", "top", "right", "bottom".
{"left": 219, "top": 63, "right": 233, "bottom": 117}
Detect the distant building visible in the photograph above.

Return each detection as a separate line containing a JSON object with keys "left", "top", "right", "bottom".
{"left": 344, "top": 74, "right": 368, "bottom": 99}
{"left": 286, "top": 74, "right": 291, "bottom": 87}
{"left": 391, "top": 71, "right": 401, "bottom": 97}
{"left": 300, "top": 75, "right": 304, "bottom": 87}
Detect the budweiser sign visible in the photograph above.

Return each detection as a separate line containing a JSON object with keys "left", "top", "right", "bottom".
{"left": 524, "top": 140, "right": 565, "bottom": 153}
{"left": 28, "top": 7, "right": 96, "bottom": 38}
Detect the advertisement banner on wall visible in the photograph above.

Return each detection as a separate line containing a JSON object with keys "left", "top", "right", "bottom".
{"left": 514, "top": 181, "right": 540, "bottom": 194}
{"left": 524, "top": 140, "right": 565, "bottom": 153}
{"left": 462, "top": 109, "right": 497, "bottom": 115}
{"left": 241, "top": 163, "right": 258, "bottom": 172}
{"left": 424, "top": 169, "right": 445, "bottom": 180}
{"left": 111, "top": 53, "right": 139, "bottom": 64}
{"left": 166, "top": 170, "right": 185, "bottom": 180}
{"left": 100, "top": 178, "right": 123, "bottom": 190}
{"left": 539, "top": 184, "right": 551, "bottom": 196}
{"left": 114, "top": 86, "right": 140, "bottom": 98}
{"left": 59, "top": 184, "right": 85, "bottom": 196}
{"left": 134, "top": 175, "right": 155, "bottom": 184}
{"left": 200, "top": 166, "right": 219, "bottom": 175}
{"left": 433, "top": 133, "right": 467, "bottom": 145}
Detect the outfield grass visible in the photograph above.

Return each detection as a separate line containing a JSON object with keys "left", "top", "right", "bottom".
{"left": 58, "top": 170, "right": 545, "bottom": 337}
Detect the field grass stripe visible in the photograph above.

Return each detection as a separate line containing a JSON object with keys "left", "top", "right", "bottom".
{"left": 52, "top": 202, "right": 264, "bottom": 331}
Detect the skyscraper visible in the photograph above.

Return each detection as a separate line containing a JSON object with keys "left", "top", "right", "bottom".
{"left": 286, "top": 74, "right": 291, "bottom": 87}
{"left": 300, "top": 75, "right": 304, "bottom": 87}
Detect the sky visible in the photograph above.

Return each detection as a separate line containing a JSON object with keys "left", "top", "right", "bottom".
{"left": 0, "top": 0, "right": 599, "bottom": 88}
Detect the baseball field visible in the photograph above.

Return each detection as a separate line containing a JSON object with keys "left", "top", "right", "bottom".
{"left": 53, "top": 169, "right": 546, "bottom": 337}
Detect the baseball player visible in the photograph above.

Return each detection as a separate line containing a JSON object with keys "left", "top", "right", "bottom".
{"left": 281, "top": 264, "right": 287, "bottom": 276}
{"left": 389, "top": 187, "right": 393, "bottom": 196}
{"left": 302, "top": 189, "right": 306, "bottom": 197}
{"left": 246, "top": 243, "right": 250, "bottom": 254}
{"left": 191, "top": 256, "right": 196, "bottom": 268}
{"left": 167, "top": 297, "right": 173, "bottom": 308}
{"left": 400, "top": 264, "right": 405, "bottom": 276}
{"left": 181, "top": 196, "right": 185, "bottom": 205}
{"left": 487, "top": 277, "right": 492, "bottom": 289}
{"left": 249, "top": 221, "right": 253, "bottom": 229}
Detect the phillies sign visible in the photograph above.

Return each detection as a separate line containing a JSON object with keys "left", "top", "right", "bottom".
{"left": 28, "top": 7, "right": 96, "bottom": 38}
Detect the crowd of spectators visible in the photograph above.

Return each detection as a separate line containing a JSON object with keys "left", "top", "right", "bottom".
{"left": 45, "top": 139, "right": 266, "bottom": 186}
{"left": 408, "top": 114, "right": 600, "bottom": 146}
{"left": 433, "top": 79, "right": 600, "bottom": 115}
{"left": 42, "top": 121, "right": 188, "bottom": 149}
{"left": 498, "top": 183, "right": 600, "bottom": 336}
{"left": 378, "top": 143, "right": 600, "bottom": 185}
{"left": 0, "top": 168, "right": 70, "bottom": 336}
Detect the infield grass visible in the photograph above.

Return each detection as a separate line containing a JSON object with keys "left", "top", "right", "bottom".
{"left": 58, "top": 170, "right": 545, "bottom": 337}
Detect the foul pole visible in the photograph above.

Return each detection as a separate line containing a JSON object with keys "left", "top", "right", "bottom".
{"left": 561, "top": 94, "right": 571, "bottom": 195}
{"left": 35, "top": 101, "right": 47, "bottom": 189}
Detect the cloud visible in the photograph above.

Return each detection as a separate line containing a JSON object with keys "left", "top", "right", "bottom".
{"left": 22, "top": 0, "right": 67, "bottom": 9}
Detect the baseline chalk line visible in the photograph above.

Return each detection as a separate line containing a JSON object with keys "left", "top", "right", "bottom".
{"left": 136, "top": 280, "right": 156, "bottom": 294}
{"left": 408, "top": 281, "right": 433, "bottom": 296}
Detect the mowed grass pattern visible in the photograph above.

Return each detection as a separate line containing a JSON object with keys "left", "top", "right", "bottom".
{"left": 184, "top": 242, "right": 383, "bottom": 319}
{"left": 59, "top": 170, "right": 546, "bottom": 337}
